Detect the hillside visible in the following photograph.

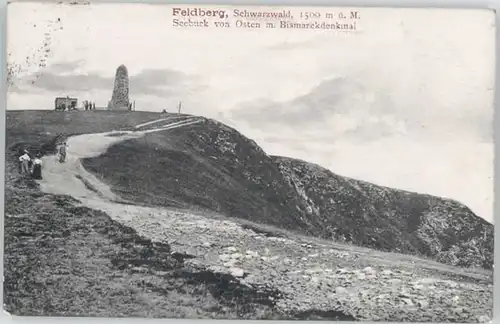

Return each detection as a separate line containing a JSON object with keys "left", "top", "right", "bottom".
{"left": 3, "top": 110, "right": 294, "bottom": 319}
{"left": 82, "top": 118, "right": 319, "bottom": 233}
{"left": 274, "top": 157, "right": 494, "bottom": 270}
{"left": 5, "top": 111, "right": 493, "bottom": 321}
{"left": 81, "top": 117, "right": 494, "bottom": 270}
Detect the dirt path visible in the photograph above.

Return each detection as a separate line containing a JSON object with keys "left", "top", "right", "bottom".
{"left": 38, "top": 117, "right": 202, "bottom": 200}
{"left": 35, "top": 118, "right": 493, "bottom": 322}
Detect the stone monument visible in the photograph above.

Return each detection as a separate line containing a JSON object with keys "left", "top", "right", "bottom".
{"left": 108, "top": 64, "right": 130, "bottom": 110}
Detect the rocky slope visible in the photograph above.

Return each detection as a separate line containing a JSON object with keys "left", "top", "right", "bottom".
{"left": 274, "top": 157, "right": 494, "bottom": 270}
{"left": 79, "top": 196, "right": 494, "bottom": 323}
{"left": 82, "top": 117, "right": 494, "bottom": 270}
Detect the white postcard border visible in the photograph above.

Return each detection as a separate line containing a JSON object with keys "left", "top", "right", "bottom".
{"left": 1, "top": 1, "right": 498, "bottom": 324}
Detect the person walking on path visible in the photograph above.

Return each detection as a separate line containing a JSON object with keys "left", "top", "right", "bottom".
{"left": 31, "top": 154, "right": 43, "bottom": 179}
{"left": 19, "top": 150, "right": 31, "bottom": 176}
{"left": 57, "top": 141, "right": 68, "bottom": 163}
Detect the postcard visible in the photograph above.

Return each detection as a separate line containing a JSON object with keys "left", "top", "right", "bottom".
{"left": 4, "top": 2, "right": 495, "bottom": 322}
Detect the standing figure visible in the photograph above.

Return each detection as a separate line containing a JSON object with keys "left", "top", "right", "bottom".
{"left": 57, "top": 142, "right": 68, "bottom": 163}
{"left": 18, "top": 150, "right": 31, "bottom": 176}
{"left": 31, "top": 154, "right": 43, "bottom": 179}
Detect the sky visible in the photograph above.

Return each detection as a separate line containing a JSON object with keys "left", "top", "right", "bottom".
{"left": 7, "top": 3, "right": 496, "bottom": 222}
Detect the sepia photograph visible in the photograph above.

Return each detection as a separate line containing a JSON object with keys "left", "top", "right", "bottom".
{"left": 4, "top": 2, "right": 495, "bottom": 322}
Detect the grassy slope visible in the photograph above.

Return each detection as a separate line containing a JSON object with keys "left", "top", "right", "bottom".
{"left": 83, "top": 118, "right": 318, "bottom": 232}
{"left": 6, "top": 110, "right": 170, "bottom": 158}
{"left": 82, "top": 117, "right": 494, "bottom": 270}
{"left": 4, "top": 110, "right": 310, "bottom": 319}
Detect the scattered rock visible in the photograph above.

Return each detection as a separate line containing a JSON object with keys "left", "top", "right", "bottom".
{"left": 219, "top": 254, "right": 230, "bottom": 261}
{"left": 238, "top": 279, "right": 253, "bottom": 288}
{"left": 305, "top": 268, "right": 320, "bottom": 274}
{"left": 381, "top": 269, "right": 393, "bottom": 276}
{"left": 66, "top": 184, "right": 493, "bottom": 322}
{"left": 289, "top": 270, "right": 302, "bottom": 274}
{"left": 419, "top": 278, "right": 436, "bottom": 284}
{"left": 363, "top": 266, "right": 375, "bottom": 274}
{"left": 388, "top": 279, "right": 403, "bottom": 285}
{"left": 246, "top": 250, "right": 259, "bottom": 257}
{"left": 209, "top": 265, "right": 225, "bottom": 273}
{"left": 412, "top": 284, "right": 425, "bottom": 290}
{"left": 418, "top": 300, "right": 429, "bottom": 308}
{"left": 229, "top": 267, "right": 245, "bottom": 277}
{"left": 401, "top": 298, "right": 414, "bottom": 306}
{"left": 336, "top": 268, "right": 350, "bottom": 274}
{"left": 185, "top": 259, "right": 202, "bottom": 267}
{"left": 230, "top": 253, "right": 243, "bottom": 260}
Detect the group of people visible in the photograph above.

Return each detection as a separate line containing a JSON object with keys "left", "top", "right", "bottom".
{"left": 18, "top": 141, "right": 68, "bottom": 180}
{"left": 18, "top": 150, "right": 43, "bottom": 179}
{"left": 84, "top": 100, "right": 96, "bottom": 110}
